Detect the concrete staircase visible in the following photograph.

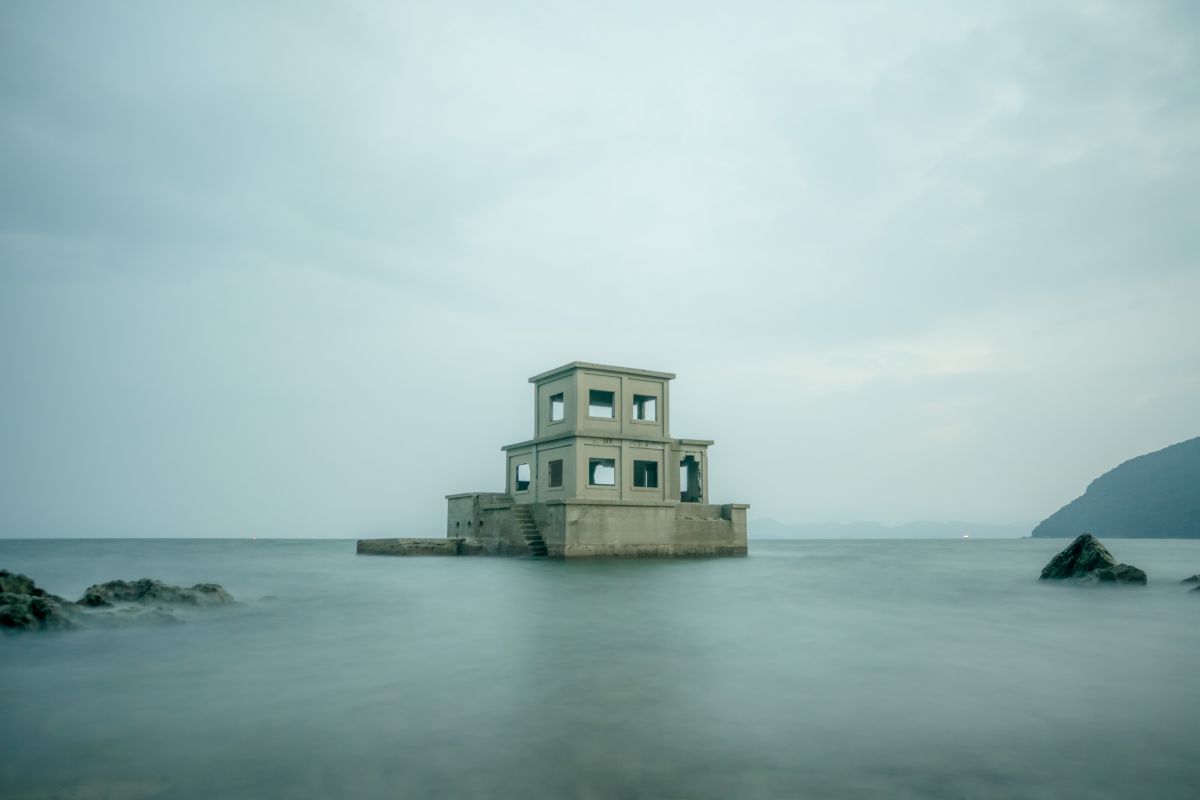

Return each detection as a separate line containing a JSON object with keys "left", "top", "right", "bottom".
{"left": 512, "top": 505, "right": 548, "bottom": 557}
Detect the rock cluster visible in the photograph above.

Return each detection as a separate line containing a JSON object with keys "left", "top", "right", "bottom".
{"left": 81, "top": 579, "right": 233, "bottom": 607}
{"left": 1, "top": 570, "right": 234, "bottom": 632}
{"left": 1039, "top": 534, "right": 1147, "bottom": 585}
{"left": 0, "top": 571, "right": 77, "bottom": 631}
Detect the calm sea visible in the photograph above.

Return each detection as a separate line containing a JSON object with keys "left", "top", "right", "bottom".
{"left": 2, "top": 538, "right": 1198, "bottom": 800}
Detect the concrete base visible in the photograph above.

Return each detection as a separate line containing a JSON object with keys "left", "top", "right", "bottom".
{"left": 356, "top": 538, "right": 465, "bottom": 556}
{"left": 446, "top": 495, "right": 748, "bottom": 558}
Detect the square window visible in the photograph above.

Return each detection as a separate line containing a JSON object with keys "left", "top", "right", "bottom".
{"left": 632, "top": 394, "right": 657, "bottom": 421}
{"left": 548, "top": 459, "right": 563, "bottom": 488}
{"left": 549, "top": 392, "right": 564, "bottom": 422}
{"left": 588, "top": 389, "right": 614, "bottom": 418}
{"left": 588, "top": 458, "right": 615, "bottom": 486}
{"left": 633, "top": 460, "right": 658, "bottom": 488}
{"left": 515, "top": 462, "right": 531, "bottom": 492}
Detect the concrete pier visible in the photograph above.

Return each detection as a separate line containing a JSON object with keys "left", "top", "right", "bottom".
{"left": 356, "top": 538, "right": 466, "bottom": 556}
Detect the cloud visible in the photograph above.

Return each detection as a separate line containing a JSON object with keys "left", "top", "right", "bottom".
{"left": 1, "top": 1, "right": 1198, "bottom": 535}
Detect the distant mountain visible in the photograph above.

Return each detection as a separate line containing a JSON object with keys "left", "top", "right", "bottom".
{"left": 1031, "top": 436, "right": 1200, "bottom": 539}
{"left": 750, "top": 519, "right": 1031, "bottom": 540}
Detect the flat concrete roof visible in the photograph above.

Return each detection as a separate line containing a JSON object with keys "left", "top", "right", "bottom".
{"left": 529, "top": 361, "right": 676, "bottom": 384}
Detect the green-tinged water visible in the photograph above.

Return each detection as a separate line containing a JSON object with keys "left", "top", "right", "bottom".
{"left": 2, "top": 538, "right": 1198, "bottom": 799}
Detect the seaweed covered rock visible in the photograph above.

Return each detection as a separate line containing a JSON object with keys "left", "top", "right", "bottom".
{"left": 0, "top": 570, "right": 77, "bottom": 631}
{"left": 80, "top": 579, "right": 234, "bottom": 607}
{"left": 1039, "top": 534, "right": 1146, "bottom": 585}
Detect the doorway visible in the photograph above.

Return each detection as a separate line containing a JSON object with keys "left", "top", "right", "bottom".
{"left": 680, "top": 455, "right": 702, "bottom": 503}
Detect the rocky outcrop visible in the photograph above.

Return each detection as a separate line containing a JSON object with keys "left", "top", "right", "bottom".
{"left": 357, "top": 537, "right": 465, "bottom": 556}
{"left": 1039, "top": 534, "right": 1147, "bottom": 585}
{"left": 1039, "top": 534, "right": 1118, "bottom": 578}
{"left": 3, "top": 569, "right": 235, "bottom": 632}
{"left": 1181, "top": 575, "right": 1200, "bottom": 585}
{"left": 80, "top": 579, "right": 233, "bottom": 607}
{"left": 0, "top": 570, "right": 77, "bottom": 631}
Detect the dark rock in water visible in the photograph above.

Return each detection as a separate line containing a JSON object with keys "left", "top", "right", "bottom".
{"left": 1080, "top": 563, "right": 1148, "bottom": 585}
{"left": 0, "top": 570, "right": 78, "bottom": 631}
{"left": 1039, "top": 534, "right": 1117, "bottom": 579}
{"left": 3, "top": 570, "right": 233, "bottom": 632}
{"left": 1039, "top": 534, "right": 1147, "bottom": 585}
{"left": 80, "top": 579, "right": 234, "bottom": 607}
{"left": 1, "top": 592, "right": 77, "bottom": 631}
{"left": 1, "top": 570, "right": 43, "bottom": 597}
{"left": 1181, "top": 575, "right": 1200, "bottom": 585}
{"left": 1192, "top": 586, "right": 1200, "bottom": 594}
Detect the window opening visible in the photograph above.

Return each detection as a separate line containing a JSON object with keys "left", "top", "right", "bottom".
{"left": 588, "top": 458, "right": 616, "bottom": 486}
{"left": 515, "top": 462, "right": 531, "bottom": 492}
{"left": 549, "top": 459, "right": 563, "bottom": 488}
{"left": 632, "top": 395, "right": 657, "bottom": 421}
{"left": 588, "top": 390, "right": 614, "bottom": 418}
{"left": 633, "top": 460, "right": 659, "bottom": 488}
{"left": 680, "top": 455, "right": 702, "bottom": 502}
{"left": 549, "top": 392, "right": 564, "bottom": 422}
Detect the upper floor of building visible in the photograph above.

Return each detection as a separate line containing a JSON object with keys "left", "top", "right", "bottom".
{"left": 516, "top": 361, "right": 675, "bottom": 446}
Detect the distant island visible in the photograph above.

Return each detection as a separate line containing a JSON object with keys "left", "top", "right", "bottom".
{"left": 1032, "top": 436, "right": 1200, "bottom": 539}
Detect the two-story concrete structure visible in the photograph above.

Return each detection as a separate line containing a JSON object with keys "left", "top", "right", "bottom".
{"left": 446, "top": 362, "right": 748, "bottom": 557}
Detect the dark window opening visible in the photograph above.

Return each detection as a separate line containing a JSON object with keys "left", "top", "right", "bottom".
{"left": 549, "top": 392, "right": 564, "bottom": 422}
{"left": 588, "top": 458, "right": 616, "bottom": 486}
{"left": 588, "top": 389, "right": 614, "bottom": 418}
{"left": 632, "top": 395, "right": 657, "bottom": 421}
{"left": 633, "top": 460, "right": 658, "bottom": 488}
{"left": 549, "top": 459, "right": 563, "bottom": 488}
{"left": 515, "top": 462, "right": 531, "bottom": 492}
{"left": 680, "top": 455, "right": 702, "bottom": 502}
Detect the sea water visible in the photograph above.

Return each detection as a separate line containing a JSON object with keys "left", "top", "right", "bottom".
{"left": 2, "top": 538, "right": 1198, "bottom": 800}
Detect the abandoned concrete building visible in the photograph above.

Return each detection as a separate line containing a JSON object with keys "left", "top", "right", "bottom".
{"left": 445, "top": 362, "right": 748, "bottom": 558}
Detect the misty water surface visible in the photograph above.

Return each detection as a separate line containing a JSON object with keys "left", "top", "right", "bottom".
{"left": 2, "top": 538, "right": 1198, "bottom": 799}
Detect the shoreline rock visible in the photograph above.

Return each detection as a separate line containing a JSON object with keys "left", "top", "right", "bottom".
{"left": 2, "top": 570, "right": 235, "bottom": 632}
{"left": 1038, "top": 534, "right": 1147, "bottom": 585}
{"left": 81, "top": 579, "right": 233, "bottom": 607}
{"left": 0, "top": 570, "right": 77, "bottom": 631}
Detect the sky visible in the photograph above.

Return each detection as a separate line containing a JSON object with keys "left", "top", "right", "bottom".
{"left": 2, "top": 1, "right": 1198, "bottom": 538}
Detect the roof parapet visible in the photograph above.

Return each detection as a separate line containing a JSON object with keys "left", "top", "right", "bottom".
{"left": 528, "top": 361, "right": 676, "bottom": 384}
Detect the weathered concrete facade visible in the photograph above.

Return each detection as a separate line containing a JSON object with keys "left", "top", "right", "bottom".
{"left": 447, "top": 362, "right": 748, "bottom": 558}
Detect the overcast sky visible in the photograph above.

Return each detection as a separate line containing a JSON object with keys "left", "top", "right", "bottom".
{"left": 2, "top": 1, "right": 1198, "bottom": 538}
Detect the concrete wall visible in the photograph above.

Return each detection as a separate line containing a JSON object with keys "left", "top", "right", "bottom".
{"left": 505, "top": 447, "right": 534, "bottom": 502}
{"left": 535, "top": 374, "right": 574, "bottom": 440}
{"left": 524, "top": 363, "right": 675, "bottom": 443}
{"left": 447, "top": 494, "right": 745, "bottom": 558}
{"left": 446, "top": 493, "right": 529, "bottom": 555}
{"left": 536, "top": 440, "right": 573, "bottom": 503}
{"left": 557, "top": 500, "right": 747, "bottom": 557}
